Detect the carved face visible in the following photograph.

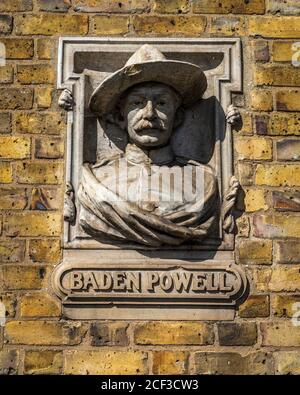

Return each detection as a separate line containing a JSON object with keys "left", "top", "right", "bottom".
{"left": 121, "top": 82, "right": 182, "bottom": 148}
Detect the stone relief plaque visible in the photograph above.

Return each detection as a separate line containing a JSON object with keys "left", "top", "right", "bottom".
{"left": 52, "top": 37, "right": 248, "bottom": 320}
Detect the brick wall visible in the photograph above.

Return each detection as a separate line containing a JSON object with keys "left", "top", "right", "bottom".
{"left": 0, "top": 0, "right": 300, "bottom": 375}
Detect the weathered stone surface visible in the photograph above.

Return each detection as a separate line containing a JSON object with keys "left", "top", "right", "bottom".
{"left": 235, "top": 137, "right": 272, "bottom": 160}
{"left": 17, "top": 64, "right": 55, "bottom": 85}
{"left": 255, "top": 164, "right": 300, "bottom": 186}
{"left": 0, "top": 113, "right": 11, "bottom": 134}
{"left": 0, "top": 38, "right": 33, "bottom": 59}
{"left": 250, "top": 266, "right": 300, "bottom": 292}
{"left": 5, "top": 321, "right": 86, "bottom": 345}
{"left": 133, "top": 15, "right": 207, "bottom": 36}
{"left": 194, "top": 352, "right": 273, "bottom": 375}
{"left": 272, "top": 295, "right": 300, "bottom": 318}
{"left": 15, "top": 112, "right": 65, "bottom": 135}
{"left": 153, "top": 351, "right": 188, "bottom": 374}
{"left": 0, "top": 350, "right": 19, "bottom": 375}
{"left": 249, "top": 16, "right": 300, "bottom": 38}
{"left": 134, "top": 322, "right": 214, "bottom": 345}
{"left": 0, "top": 188, "right": 27, "bottom": 210}
{"left": 0, "top": 88, "right": 33, "bottom": 110}
{"left": 236, "top": 215, "right": 250, "bottom": 237}
{"left": 153, "top": 0, "right": 189, "bottom": 13}
{"left": 272, "top": 191, "right": 300, "bottom": 212}
{"left": 275, "top": 352, "right": 300, "bottom": 375}
{"left": 237, "top": 239, "right": 272, "bottom": 264}
{"left": 0, "top": 0, "right": 32, "bottom": 11}
{"left": 0, "top": 240, "right": 25, "bottom": 262}
{"left": 274, "top": 240, "right": 300, "bottom": 263}
{"left": 35, "top": 87, "right": 53, "bottom": 108}
{"left": 15, "top": 14, "right": 88, "bottom": 35}
{"left": 267, "top": 0, "right": 300, "bottom": 15}
{"left": 0, "top": 15, "right": 13, "bottom": 34}
{"left": 0, "top": 137, "right": 30, "bottom": 159}
{"left": 64, "top": 351, "right": 148, "bottom": 375}
{"left": 239, "top": 295, "right": 270, "bottom": 318}
{"left": 29, "top": 239, "right": 61, "bottom": 263}
{"left": 35, "top": 137, "right": 64, "bottom": 159}
{"left": 37, "top": 0, "right": 71, "bottom": 12}
{"left": 261, "top": 322, "right": 300, "bottom": 346}
{"left": 217, "top": 322, "right": 257, "bottom": 346}
{"left": 24, "top": 350, "right": 63, "bottom": 375}
{"left": 255, "top": 65, "right": 300, "bottom": 87}
{"left": 92, "top": 16, "right": 129, "bottom": 35}
{"left": 90, "top": 322, "right": 129, "bottom": 346}
{"left": 4, "top": 212, "right": 61, "bottom": 237}
{"left": 30, "top": 187, "right": 63, "bottom": 211}
{"left": 276, "top": 139, "right": 300, "bottom": 161}
{"left": 0, "top": 162, "right": 13, "bottom": 183}
{"left": 73, "top": 0, "right": 149, "bottom": 13}
{"left": 276, "top": 90, "right": 300, "bottom": 111}
{"left": 20, "top": 292, "right": 61, "bottom": 317}
{"left": 250, "top": 89, "right": 273, "bottom": 111}
{"left": 193, "top": 0, "right": 265, "bottom": 14}
{"left": 252, "top": 40, "right": 269, "bottom": 62}
{"left": 15, "top": 161, "right": 64, "bottom": 184}
{"left": 210, "top": 16, "right": 246, "bottom": 36}
{"left": 1, "top": 265, "right": 48, "bottom": 290}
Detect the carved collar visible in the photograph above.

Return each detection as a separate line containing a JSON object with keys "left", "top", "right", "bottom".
{"left": 125, "top": 143, "right": 174, "bottom": 165}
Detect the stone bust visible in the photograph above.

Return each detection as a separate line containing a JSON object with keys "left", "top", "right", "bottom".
{"left": 78, "top": 45, "right": 230, "bottom": 246}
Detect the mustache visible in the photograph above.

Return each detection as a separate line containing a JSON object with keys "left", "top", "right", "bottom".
{"left": 133, "top": 119, "right": 166, "bottom": 132}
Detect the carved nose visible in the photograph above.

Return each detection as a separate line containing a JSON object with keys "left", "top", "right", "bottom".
{"left": 143, "top": 100, "right": 155, "bottom": 120}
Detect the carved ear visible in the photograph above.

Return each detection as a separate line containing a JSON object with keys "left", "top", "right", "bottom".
{"left": 174, "top": 107, "right": 184, "bottom": 128}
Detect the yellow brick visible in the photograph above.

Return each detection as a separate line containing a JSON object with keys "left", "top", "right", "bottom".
{"left": 210, "top": 16, "right": 246, "bottom": 36}
{"left": 0, "top": 88, "right": 33, "bottom": 110}
{"left": 153, "top": 351, "right": 188, "bottom": 374}
{"left": 272, "top": 41, "right": 294, "bottom": 62}
{"left": 251, "top": 266, "right": 300, "bottom": 292}
{"left": 255, "top": 164, "right": 300, "bottom": 186}
{"left": 134, "top": 322, "right": 214, "bottom": 345}
{"left": 261, "top": 322, "right": 300, "bottom": 346}
{"left": 255, "top": 65, "right": 300, "bottom": 87}
{"left": 275, "top": 352, "right": 300, "bottom": 375}
{"left": 36, "top": 38, "right": 55, "bottom": 60}
{"left": 24, "top": 350, "right": 63, "bottom": 375}
{"left": 253, "top": 213, "right": 300, "bottom": 238}
{"left": 235, "top": 137, "right": 272, "bottom": 160}
{"left": 193, "top": 0, "right": 265, "bottom": 14}
{"left": 15, "top": 14, "right": 88, "bottom": 35}
{"left": 92, "top": 16, "right": 129, "bottom": 35}
{"left": 239, "top": 295, "right": 270, "bottom": 318}
{"left": 35, "top": 137, "right": 64, "bottom": 159}
{"left": 0, "top": 350, "right": 19, "bottom": 374}
{"left": 269, "top": 112, "right": 300, "bottom": 135}
{"left": 250, "top": 89, "right": 273, "bottom": 111}
{"left": 0, "top": 0, "right": 32, "bottom": 12}
{"left": 64, "top": 350, "right": 148, "bottom": 375}
{"left": 237, "top": 239, "right": 272, "bottom": 264}
{"left": 0, "top": 38, "right": 33, "bottom": 59}
{"left": 133, "top": 15, "right": 207, "bottom": 36}
{"left": 237, "top": 111, "right": 253, "bottom": 135}
{"left": 0, "top": 240, "right": 25, "bottom": 262}
{"left": 153, "top": 0, "right": 189, "bottom": 13}
{"left": 276, "top": 90, "right": 300, "bottom": 111}
{"left": 20, "top": 292, "right": 61, "bottom": 317}
{"left": 0, "top": 293, "right": 17, "bottom": 318}
{"left": 1, "top": 265, "right": 48, "bottom": 290}
{"left": 73, "top": 0, "right": 149, "bottom": 12}
{"left": 0, "top": 162, "right": 13, "bottom": 183}
{"left": 29, "top": 239, "right": 61, "bottom": 263}
{"left": 249, "top": 16, "right": 300, "bottom": 38}
{"left": 5, "top": 321, "right": 86, "bottom": 345}
{"left": 15, "top": 112, "right": 66, "bottom": 135}
{"left": 0, "top": 187, "right": 27, "bottom": 210}
{"left": 0, "top": 66, "right": 13, "bottom": 84}
{"left": 0, "top": 137, "right": 30, "bottom": 159}
{"left": 243, "top": 188, "right": 269, "bottom": 212}
{"left": 17, "top": 64, "right": 54, "bottom": 85}
{"left": 4, "top": 212, "right": 62, "bottom": 236}
{"left": 272, "top": 295, "right": 300, "bottom": 318}
{"left": 35, "top": 87, "right": 53, "bottom": 109}
{"left": 15, "top": 161, "right": 63, "bottom": 184}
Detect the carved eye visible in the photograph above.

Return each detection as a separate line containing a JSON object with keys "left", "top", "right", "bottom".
{"left": 133, "top": 100, "right": 144, "bottom": 106}
{"left": 158, "top": 100, "right": 166, "bottom": 106}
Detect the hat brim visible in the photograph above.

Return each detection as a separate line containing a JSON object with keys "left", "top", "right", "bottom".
{"left": 89, "top": 60, "right": 207, "bottom": 116}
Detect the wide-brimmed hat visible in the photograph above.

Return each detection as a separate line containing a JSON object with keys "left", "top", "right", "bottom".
{"left": 89, "top": 44, "right": 207, "bottom": 116}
